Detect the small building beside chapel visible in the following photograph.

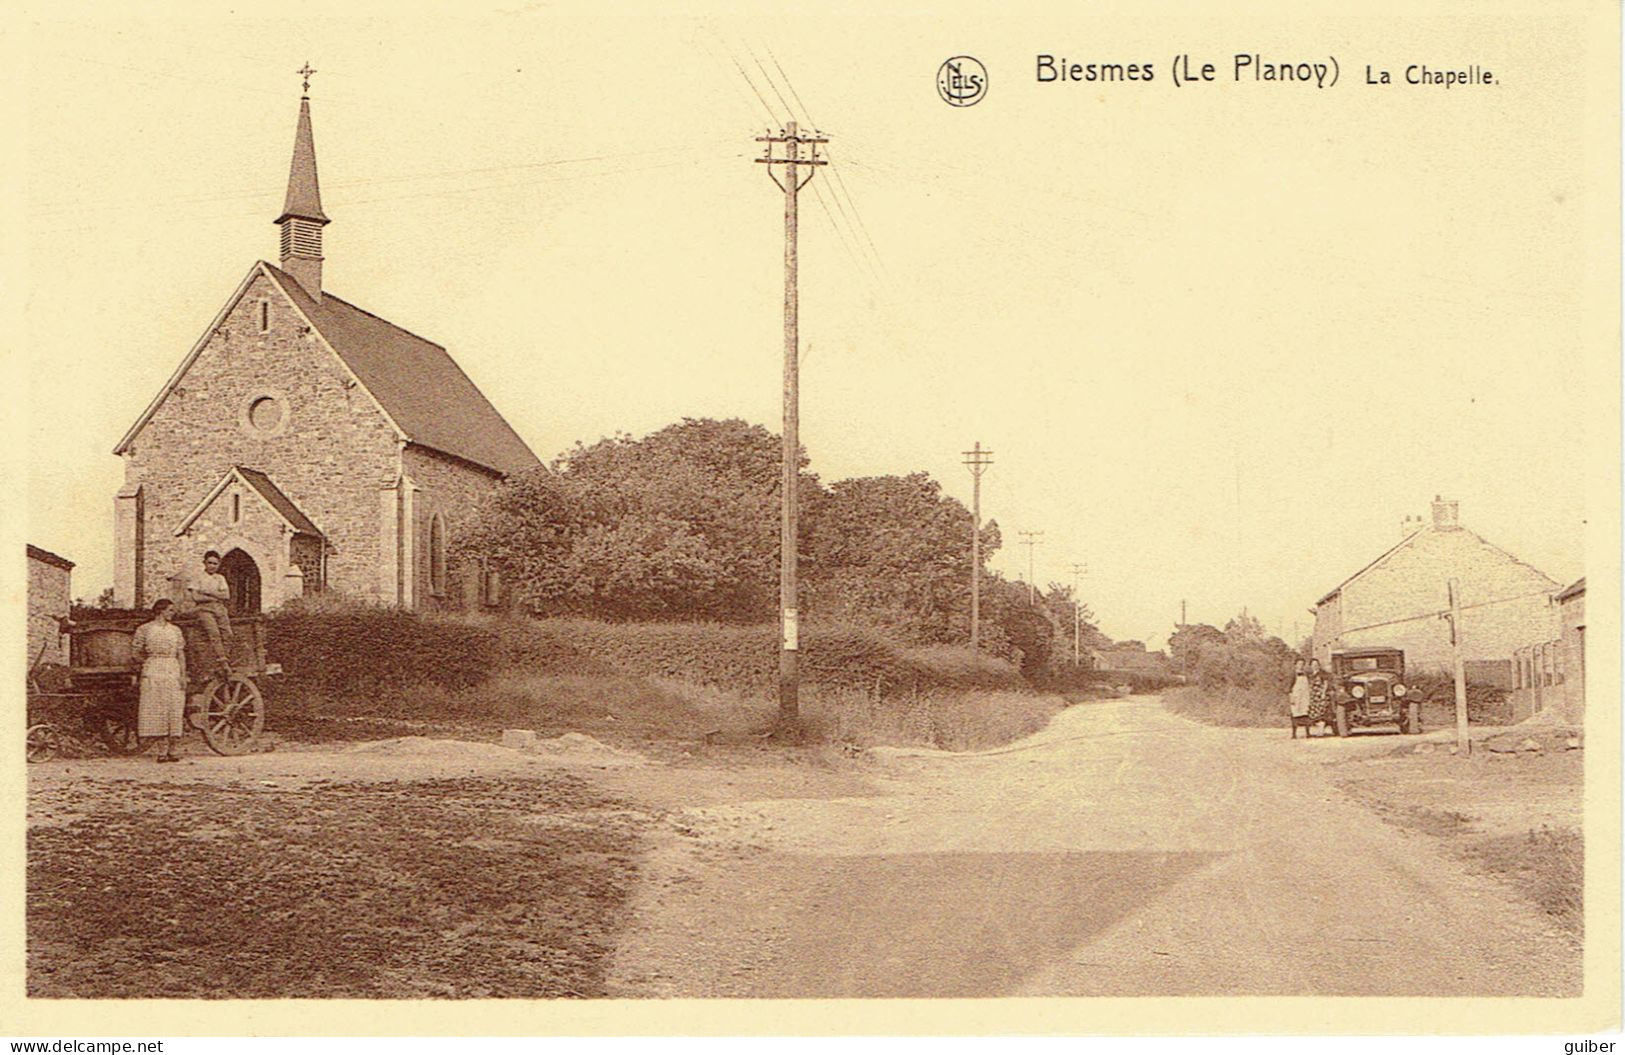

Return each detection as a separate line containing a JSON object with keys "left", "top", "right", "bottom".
{"left": 112, "top": 87, "right": 540, "bottom": 613}
{"left": 26, "top": 545, "right": 74, "bottom": 668}
{"left": 1310, "top": 497, "right": 1562, "bottom": 674}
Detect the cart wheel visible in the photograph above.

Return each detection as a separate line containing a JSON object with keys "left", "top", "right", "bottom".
{"left": 27, "top": 723, "right": 61, "bottom": 764}
{"left": 93, "top": 708, "right": 145, "bottom": 755}
{"left": 201, "top": 675, "right": 265, "bottom": 756}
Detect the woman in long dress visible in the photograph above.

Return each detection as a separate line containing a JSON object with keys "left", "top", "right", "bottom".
{"left": 131, "top": 598, "right": 187, "bottom": 763}
{"left": 1288, "top": 658, "right": 1312, "bottom": 738}
{"left": 1308, "top": 658, "right": 1333, "bottom": 735}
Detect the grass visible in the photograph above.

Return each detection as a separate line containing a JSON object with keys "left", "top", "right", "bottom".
{"left": 274, "top": 670, "right": 1064, "bottom": 755}
{"left": 800, "top": 688, "right": 1065, "bottom": 752}
{"left": 1162, "top": 684, "right": 1284, "bottom": 728}
{"left": 1463, "top": 826, "right": 1584, "bottom": 935}
{"left": 29, "top": 775, "right": 645, "bottom": 997}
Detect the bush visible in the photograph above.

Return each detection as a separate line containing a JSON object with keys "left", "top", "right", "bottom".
{"left": 265, "top": 603, "right": 1026, "bottom": 712}
{"left": 1162, "top": 684, "right": 1285, "bottom": 727}
{"left": 266, "top": 599, "right": 503, "bottom": 702}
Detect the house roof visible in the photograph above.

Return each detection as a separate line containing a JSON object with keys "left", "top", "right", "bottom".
{"left": 1316, "top": 523, "right": 1560, "bottom": 607}
{"left": 27, "top": 545, "right": 75, "bottom": 571}
{"left": 234, "top": 466, "right": 323, "bottom": 535}
{"left": 114, "top": 262, "right": 542, "bottom": 478}
{"left": 263, "top": 264, "right": 542, "bottom": 477}
{"left": 1556, "top": 577, "right": 1586, "bottom": 602}
{"left": 174, "top": 466, "right": 324, "bottom": 539}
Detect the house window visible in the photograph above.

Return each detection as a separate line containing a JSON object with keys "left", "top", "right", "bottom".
{"left": 258, "top": 301, "right": 270, "bottom": 333}
{"left": 231, "top": 492, "right": 241, "bottom": 524}
{"left": 482, "top": 561, "right": 501, "bottom": 607}
{"left": 429, "top": 514, "right": 447, "bottom": 597}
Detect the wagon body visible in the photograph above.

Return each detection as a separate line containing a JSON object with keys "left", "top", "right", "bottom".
{"left": 30, "top": 609, "right": 277, "bottom": 758}
{"left": 67, "top": 611, "right": 275, "bottom": 693}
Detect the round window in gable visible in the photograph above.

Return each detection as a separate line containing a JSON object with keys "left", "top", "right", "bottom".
{"left": 240, "top": 390, "right": 290, "bottom": 436}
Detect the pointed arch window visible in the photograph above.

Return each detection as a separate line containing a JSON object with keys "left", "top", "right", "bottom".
{"left": 429, "top": 513, "right": 448, "bottom": 597}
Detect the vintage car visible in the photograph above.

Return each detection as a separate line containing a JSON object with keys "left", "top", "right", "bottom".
{"left": 1329, "top": 647, "right": 1421, "bottom": 736}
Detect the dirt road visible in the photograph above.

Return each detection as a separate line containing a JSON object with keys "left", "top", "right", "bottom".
{"left": 604, "top": 697, "right": 1581, "bottom": 998}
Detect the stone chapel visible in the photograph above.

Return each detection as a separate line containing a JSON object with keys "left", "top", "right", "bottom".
{"left": 112, "top": 87, "right": 541, "bottom": 613}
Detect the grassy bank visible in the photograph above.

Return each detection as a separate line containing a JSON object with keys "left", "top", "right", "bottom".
{"left": 1334, "top": 750, "right": 1583, "bottom": 937}
{"left": 1162, "top": 685, "right": 1283, "bottom": 727}
{"left": 275, "top": 668, "right": 1065, "bottom": 755}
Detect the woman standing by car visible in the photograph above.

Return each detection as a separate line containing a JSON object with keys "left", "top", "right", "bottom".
{"left": 1288, "top": 658, "right": 1313, "bottom": 738}
{"left": 131, "top": 598, "right": 187, "bottom": 763}
{"left": 1308, "top": 658, "right": 1334, "bottom": 736}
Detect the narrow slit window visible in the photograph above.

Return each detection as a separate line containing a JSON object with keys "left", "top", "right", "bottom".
{"left": 258, "top": 301, "right": 270, "bottom": 333}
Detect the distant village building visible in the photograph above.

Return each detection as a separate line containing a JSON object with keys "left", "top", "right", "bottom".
{"left": 26, "top": 545, "right": 73, "bottom": 668}
{"left": 111, "top": 88, "right": 540, "bottom": 613}
{"left": 1094, "top": 642, "right": 1172, "bottom": 673}
{"left": 1310, "top": 497, "right": 1562, "bottom": 674}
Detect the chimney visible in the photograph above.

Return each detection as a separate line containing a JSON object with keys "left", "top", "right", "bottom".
{"left": 274, "top": 92, "right": 329, "bottom": 301}
{"left": 1431, "top": 495, "right": 1460, "bottom": 531}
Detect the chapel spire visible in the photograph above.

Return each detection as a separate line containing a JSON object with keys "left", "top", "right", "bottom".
{"left": 275, "top": 65, "right": 328, "bottom": 300}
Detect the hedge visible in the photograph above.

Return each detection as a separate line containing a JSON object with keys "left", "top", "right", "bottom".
{"left": 264, "top": 603, "right": 1024, "bottom": 705}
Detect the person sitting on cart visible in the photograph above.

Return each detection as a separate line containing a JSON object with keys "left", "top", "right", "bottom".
{"left": 187, "top": 550, "right": 234, "bottom": 675}
{"left": 131, "top": 598, "right": 187, "bottom": 763}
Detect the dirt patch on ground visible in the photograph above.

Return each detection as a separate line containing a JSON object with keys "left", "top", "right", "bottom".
{"left": 28, "top": 774, "right": 647, "bottom": 998}
{"left": 1334, "top": 749, "right": 1583, "bottom": 936}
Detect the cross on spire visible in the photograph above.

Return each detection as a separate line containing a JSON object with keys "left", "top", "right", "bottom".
{"left": 298, "top": 62, "right": 317, "bottom": 96}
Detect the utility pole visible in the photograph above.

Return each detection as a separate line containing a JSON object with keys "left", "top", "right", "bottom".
{"left": 962, "top": 442, "right": 994, "bottom": 652}
{"left": 1019, "top": 530, "right": 1044, "bottom": 605}
{"left": 1071, "top": 562, "right": 1088, "bottom": 666}
{"left": 1180, "top": 599, "right": 1187, "bottom": 628}
{"left": 756, "top": 121, "right": 827, "bottom": 730}
{"left": 1446, "top": 578, "right": 1470, "bottom": 755}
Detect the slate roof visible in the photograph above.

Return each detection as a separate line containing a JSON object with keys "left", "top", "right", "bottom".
{"left": 234, "top": 466, "right": 323, "bottom": 536}
{"left": 1556, "top": 578, "right": 1585, "bottom": 602}
{"left": 27, "top": 545, "right": 75, "bottom": 571}
{"left": 1315, "top": 523, "right": 1560, "bottom": 607}
{"left": 263, "top": 264, "right": 542, "bottom": 477}
{"left": 276, "top": 96, "right": 328, "bottom": 225}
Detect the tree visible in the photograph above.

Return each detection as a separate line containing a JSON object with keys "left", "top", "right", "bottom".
{"left": 1168, "top": 622, "right": 1226, "bottom": 672}
{"left": 1224, "top": 610, "right": 1267, "bottom": 644}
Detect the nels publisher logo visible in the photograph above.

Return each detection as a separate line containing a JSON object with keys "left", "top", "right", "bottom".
{"left": 937, "top": 56, "right": 988, "bottom": 106}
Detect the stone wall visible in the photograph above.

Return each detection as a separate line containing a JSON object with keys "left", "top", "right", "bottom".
{"left": 26, "top": 548, "right": 72, "bottom": 667}
{"left": 1312, "top": 527, "right": 1560, "bottom": 672}
{"left": 402, "top": 444, "right": 506, "bottom": 611}
{"left": 116, "top": 267, "right": 401, "bottom": 607}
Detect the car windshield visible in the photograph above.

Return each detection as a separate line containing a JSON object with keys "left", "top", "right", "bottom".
{"left": 1343, "top": 656, "right": 1398, "bottom": 673}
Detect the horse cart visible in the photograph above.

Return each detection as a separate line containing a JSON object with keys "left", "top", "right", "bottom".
{"left": 26, "top": 610, "right": 279, "bottom": 762}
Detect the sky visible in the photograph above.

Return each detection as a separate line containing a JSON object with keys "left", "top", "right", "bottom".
{"left": 17, "top": 9, "right": 1599, "bottom": 648}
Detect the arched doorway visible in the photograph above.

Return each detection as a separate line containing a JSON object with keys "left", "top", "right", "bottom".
{"left": 218, "top": 548, "right": 262, "bottom": 614}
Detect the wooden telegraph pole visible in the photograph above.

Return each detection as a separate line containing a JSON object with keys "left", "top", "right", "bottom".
{"left": 756, "top": 122, "right": 826, "bottom": 730}
{"left": 1071, "top": 562, "right": 1088, "bottom": 666}
{"left": 1019, "top": 530, "right": 1045, "bottom": 604}
{"left": 962, "top": 443, "right": 994, "bottom": 651}
{"left": 1446, "top": 578, "right": 1470, "bottom": 754}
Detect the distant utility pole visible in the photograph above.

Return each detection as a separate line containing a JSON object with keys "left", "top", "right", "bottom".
{"left": 1445, "top": 578, "right": 1470, "bottom": 755}
{"left": 1071, "top": 562, "right": 1088, "bottom": 666}
{"left": 1019, "top": 530, "right": 1044, "bottom": 605}
{"left": 1180, "top": 599, "right": 1187, "bottom": 628}
{"left": 962, "top": 442, "right": 994, "bottom": 652}
{"left": 756, "top": 120, "right": 827, "bottom": 730}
